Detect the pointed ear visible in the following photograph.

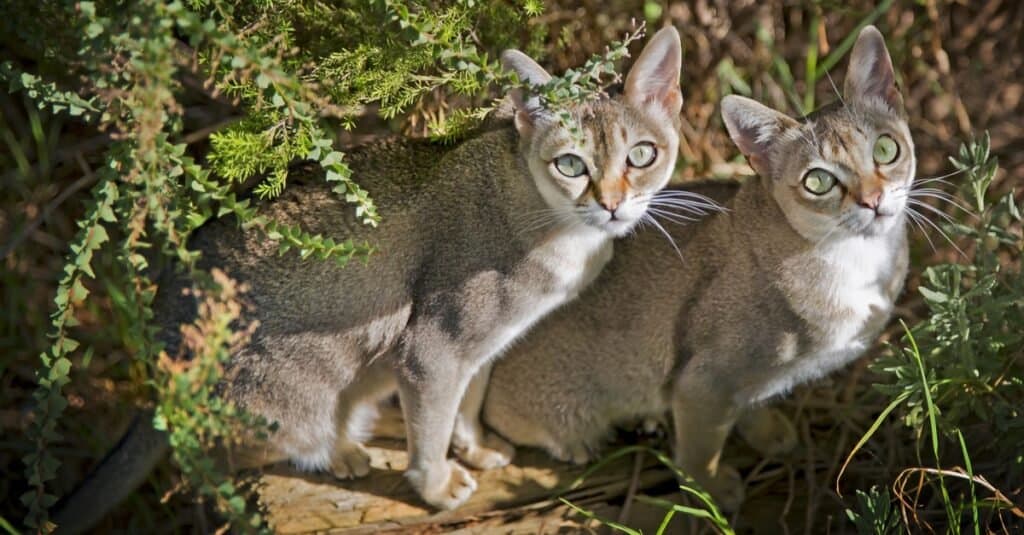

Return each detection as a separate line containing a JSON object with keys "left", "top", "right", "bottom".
{"left": 501, "top": 49, "right": 553, "bottom": 134}
{"left": 624, "top": 26, "right": 683, "bottom": 116}
{"left": 720, "top": 95, "right": 799, "bottom": 175}
{"left": 843, "top": 25, "right": 903, "bottom": 113}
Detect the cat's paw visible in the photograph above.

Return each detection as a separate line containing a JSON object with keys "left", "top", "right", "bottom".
{"left": 330, "top": 442, "right": 372, "bottom": 479}
{"left": 640, "top": 417, "right": 662, "bottom": 435}
{"left": 455, "top": 433, "right": 515, "bottom": 470}
{"left": 737, "top": 408, "right": 798, "bottom": 457}
{"left": 551, "top": 442, "right": 592, "bottom": 465}
{"left": 406, "top": 460, "right": 478, "bottom": 510}
{"left": 702, "top": 464, "right": 745, "bottom": 513}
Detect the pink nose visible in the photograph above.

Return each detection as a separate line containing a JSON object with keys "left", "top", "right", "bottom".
{"left": 859, "top": 190, "right": 882, "bottom": 210}
{"left": 599, "top": 198, "right": 620, "bottom": 212}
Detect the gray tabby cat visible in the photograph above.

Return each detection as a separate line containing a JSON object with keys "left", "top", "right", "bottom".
{"left": 483, "top": 26, "right": 911, "bottom": 509}
{"left": 53, "top": 27, "right": 686, "bottom": 532}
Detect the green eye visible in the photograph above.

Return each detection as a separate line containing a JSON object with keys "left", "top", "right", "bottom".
{"left": 554, "top": 154, "right": 587, "bottom": 177}
{"left": 627, "top": 143, "right": 657, "bottom": 168}
{"left": 802, "top": 168, "right": 838, "bottom": 195}
{"left": 873, "top": 134, "right": 899, "bottom": 164}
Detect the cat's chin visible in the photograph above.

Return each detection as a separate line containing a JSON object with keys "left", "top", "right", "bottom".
{"left": 857, "top": 212, "right": 904, "bottom": 237}
{"left": 601, "top": 219, "right": 638, "bottom": 237}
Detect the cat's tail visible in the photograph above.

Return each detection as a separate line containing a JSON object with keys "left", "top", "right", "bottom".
{"left": 52, "top": 411, "right": 169, "bottom": 534}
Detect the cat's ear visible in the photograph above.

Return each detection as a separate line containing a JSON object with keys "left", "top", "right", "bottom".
{"left": 843, "top": 25, "right": 903, "bottom": 113}
{"left": 502, "top": 49, "right": 553, "bottom": 135}
{"left": 720, "top": 95, "right": 799, "bottom": 175}
{"left": 624, "top": 26, "right": 683, "bottom": 116}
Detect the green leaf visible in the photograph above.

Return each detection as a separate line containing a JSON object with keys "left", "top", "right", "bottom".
{"left": 918, "top": 286, "right": 948, "bottom": 303}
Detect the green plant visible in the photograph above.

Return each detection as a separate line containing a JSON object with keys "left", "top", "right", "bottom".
{"left": 559, "top": 445, "right": 735, "bottom": 535}
{"left": 845, "top": 486, "right": 900, "bottom": 535}
{"left": 844, "top": 134, "right": 1024, "bottom": 532}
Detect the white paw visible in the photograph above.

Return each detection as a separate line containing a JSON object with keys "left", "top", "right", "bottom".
{"left": 406, "top": 460, "right": 478, "bottom": 510}
{"left": 641, "top": 417, "right": 661, "bottom": 435}
{"left": 455, "top": 433, "right": 515, "bottom": 470}
{"left": 737, "top": 408, "right": 798, "bottom": 457}
{"left": 330, "top": 443, "right": 372, "bottom": 479}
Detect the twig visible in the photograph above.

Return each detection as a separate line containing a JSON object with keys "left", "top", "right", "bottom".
{"left": 0, "top": 134, "right": 110, "bottom": 185}
{"left": 615, "top": 449, "right": 644, "bottom": 529}
{"left": 0, "top": 153, "right": 98, "bottom": 261}
{"left": 895, "top": 467, "right": 1024, "bottom": 519}
{"left": 180, "top": 115, "right": 244, "bottom": 145}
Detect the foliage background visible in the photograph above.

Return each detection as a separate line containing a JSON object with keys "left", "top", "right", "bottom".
{"left": 0, "top": 0, "right": 1021, "bottom": 533}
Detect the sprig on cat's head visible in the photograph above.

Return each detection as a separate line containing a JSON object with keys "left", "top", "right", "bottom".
{"left": 502, "top": 22, "right": 647, "bottom": 141}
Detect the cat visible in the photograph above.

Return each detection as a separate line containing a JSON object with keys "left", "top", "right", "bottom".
{"left": 53, "top": 26, "right": 688, "bottom": 532}
{"left": 481, "top": 25, "right": 912, "bottom": 510}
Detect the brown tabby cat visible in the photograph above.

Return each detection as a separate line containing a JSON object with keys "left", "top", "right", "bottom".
{"left": 53, "top": 27, "right": 690, "bottom": 533}
{"left": 482, "top": 26, "right": 911, "bottom": 509}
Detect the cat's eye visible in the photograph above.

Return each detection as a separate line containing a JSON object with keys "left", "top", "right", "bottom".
{"left": 627, "top": 143, "right": 657, "bottom": 168}
{"left": 554, "top": 154, "right": 587, "bottom": 178}
{"left": 802, "top": 168, "right": 838, "bottom": 195}
{"left": 873, "top": 134, "right": 900, "bottom": 164}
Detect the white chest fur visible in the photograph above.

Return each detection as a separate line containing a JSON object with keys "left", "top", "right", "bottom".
{"left": 815, "top": 234, "right": 900, "bottom": 343}
{"left": 751, "top": 232, "right": 905, "bottom": 403}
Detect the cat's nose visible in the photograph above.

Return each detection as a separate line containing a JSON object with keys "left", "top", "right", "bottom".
{"left": 858, "top": 190, "right": 882, "bottom": 211}
{"left": 599, "top": 198, "right": 620, "bottom": 213}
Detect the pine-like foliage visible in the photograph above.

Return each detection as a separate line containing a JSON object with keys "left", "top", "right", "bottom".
{"left": 0, "top": 0, "right": 640, "bottom": 531}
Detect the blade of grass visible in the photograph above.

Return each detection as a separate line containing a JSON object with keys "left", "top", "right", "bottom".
{"left": 803, "top": 11, "right": 820, "bottom": 113}
{"left": 557, "top": 444, "right": 647, "bottom": 494}
{"left": 655, "top": 508, "right": 676, "bottom": 535}
{"left": 559, "top": 497, "right": 642, "bottom": 535}
{"left": 902, "top": 320, "right": 958, "bottom": 530}
{"left": 814, "top": 0, "right": 895, "bottom": 79}
{"left": 956, "top": 429, "right": 980, "bottom": 535}
{"left": 636, "top": 494, "right": 717, "bottom": 520}
{"left": 836, "top": 390, "right": 911, "bottom": 495}
{"left": 639, "top": 448, "right": 733, "bottom": 532}
{"left": 557, "top": 445, "right": 734, "bottom": 534}
{"left": 0, "top": 514, "right": 19, "bottom": 535}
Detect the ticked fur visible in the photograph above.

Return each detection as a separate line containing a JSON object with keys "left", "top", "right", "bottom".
{"left": 483, "top": 25, "right": 911, "bottom": 510}
{"left": 147, "top": 26, "right": 685, "bottom": 513}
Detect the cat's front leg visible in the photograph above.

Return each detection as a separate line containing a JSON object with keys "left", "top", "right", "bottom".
{"left": 671, "top": 371, "right": 745, "bottom": 512}
{"left": 397, "top": 346, "right": 478, "bottom": 510}
{"left": 451, "top": 362, "right": 515, "bottom": 470}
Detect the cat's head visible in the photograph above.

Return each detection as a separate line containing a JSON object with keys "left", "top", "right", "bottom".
{"left": 502, "top": 26, "right": 683, "bottom": 237}
{"left": 721, "top": 26, "right": 914, "bottom": 241}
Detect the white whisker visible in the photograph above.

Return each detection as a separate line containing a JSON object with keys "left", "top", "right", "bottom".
{"left": 648, "top": 198, "right": 723, "bottom": 213}
{"left": 642, "top": 213, "right": 683, "bottom": 260}
{"left": 647, "top": 207, "right": 698, "bottom": 225}
{"left": 905, "top": 209, "right": 939, "bottom": 254}
{"left": 905, "top": 205, "right": 967, "bottom": 258}
{"left": 825, "top": 70, "right": 845, "bottom": 107}
{"left": 647, "top": 191, "right": 727, "bottom": 212}
{"left": 907, "top": 192, "right": 974, "bottom": 216}
{"left": 907, "top": 199, "right": 960, "bottom": 227}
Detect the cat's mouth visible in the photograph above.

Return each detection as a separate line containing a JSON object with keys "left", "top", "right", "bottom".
{"left": 851, "top": 207, "right": 901, "bottom": 236}
{"left": 600, "top": 217, "right": 637, "bottom": 236}
{"left": 581, "top": 203, "right": 640, "bottom": 236}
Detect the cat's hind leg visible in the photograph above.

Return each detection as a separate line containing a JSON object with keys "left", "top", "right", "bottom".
{"left": 736, "top": 406, "right": 798, "bottom": 458}
{"left": 330, "top": 365, "right": 396, "bottom": 479}
{"left": 451, "top": 362, "right": 515, "bottom": 470}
